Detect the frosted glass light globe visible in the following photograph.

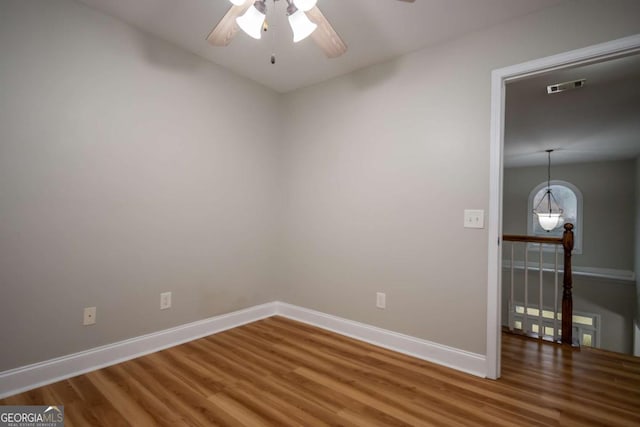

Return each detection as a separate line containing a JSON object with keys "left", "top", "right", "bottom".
{"left": 288, "top": 9, "right": 317, "bottom": 42}
{"left": 236, "top": 5, "right": 266, "bottom": 40}
{"left": 536, "top": 212, "right": 562, "bottom": 231}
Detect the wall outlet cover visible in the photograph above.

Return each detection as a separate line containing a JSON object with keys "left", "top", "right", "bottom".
{"left": 83, "top": 307, "right": 96, "bottom": 326}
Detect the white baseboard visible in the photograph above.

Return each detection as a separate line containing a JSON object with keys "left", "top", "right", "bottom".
{"left": 0, "top": 302, "right": 277, "bottom": 399}
{"left": 0, "top": 301, "right": 488, "bottom": 399}
{"left": 274, "top": 302, "right": 487, "bottom": 378}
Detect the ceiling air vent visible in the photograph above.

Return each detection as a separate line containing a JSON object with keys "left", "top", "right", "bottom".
{"left": 547, "top": 78, "right": 586, "bottom": 94}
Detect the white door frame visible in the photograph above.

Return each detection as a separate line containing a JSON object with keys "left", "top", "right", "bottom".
{"left": 486, "top": 33, "right": 640, "bottom": 380}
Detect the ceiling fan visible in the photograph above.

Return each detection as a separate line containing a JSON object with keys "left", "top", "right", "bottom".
{"left": 207, "top": 0, "right": 415, "bottom": 59}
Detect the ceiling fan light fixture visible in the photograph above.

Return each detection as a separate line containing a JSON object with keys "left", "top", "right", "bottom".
{"left": 288, "top": 9, "right": 317, "bottom": 42}
{"left": 293, "top": 0, "right": 318, "bottom": 12}
{"left": 228, "top": 0, "right": 247, "bottom": 6}
{"left": 236, "top": 1, "right": 267, "bottom": 40}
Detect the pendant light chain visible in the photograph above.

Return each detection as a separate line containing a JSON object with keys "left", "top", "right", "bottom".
{"left": 547, "top": 150, "right": 551, "bottom": 190}
{"left": 546, "top": 149, "right": 552, "bottom": 213}
{"left": 269, "top": 0, "right": 277, "bottom": 64}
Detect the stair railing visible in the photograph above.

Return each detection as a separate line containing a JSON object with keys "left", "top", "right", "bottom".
{"left": 503, "top": 223, "right": 574, "bottom": 345}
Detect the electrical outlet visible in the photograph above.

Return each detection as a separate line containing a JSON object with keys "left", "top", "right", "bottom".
{"left": 376, "top": 292, "right": 386, "bottom": 309}
{"left": 160, "top": 292, "right": 172, "bottom": 310}
{"left": 83, "top": 307, "right": 96, "bottom": 325}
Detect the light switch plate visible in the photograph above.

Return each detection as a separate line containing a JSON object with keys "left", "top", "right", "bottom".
{"left": 160, "top": 292, "right": 172, "bottom": 310}
{"left": 464, "top": 209, "right": 485, "bottom": 229}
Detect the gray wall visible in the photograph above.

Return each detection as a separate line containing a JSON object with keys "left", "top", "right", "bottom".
{"left": 503, "top": 160, "right": 636, "bottom": 271}
{"left": 2, "top": 0, "right": 640, "bottom": 372}
{"left": 279, "top": 0, "right": 640, "bottom": 355}
{"left": 0, "top": 0, "right": 280, "bottom": 371}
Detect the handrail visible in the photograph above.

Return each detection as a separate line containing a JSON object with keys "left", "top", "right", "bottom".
{"left": 502, "top": 235, "right": 562, "bottom": 244}
{"left": 503, "top": 223, "right": 575, "bottom": 345}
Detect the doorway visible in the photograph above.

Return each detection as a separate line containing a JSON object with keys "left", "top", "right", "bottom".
{"left": 486, "top": 33, "right": 640, "bottom": 380}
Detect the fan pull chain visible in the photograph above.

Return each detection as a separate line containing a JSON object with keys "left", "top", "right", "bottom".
{"left": 269, "top": 0, "right": 277, "bottom": 64}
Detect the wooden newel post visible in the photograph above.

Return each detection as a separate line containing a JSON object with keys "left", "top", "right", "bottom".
{"left": 561, "top": 223, "right": 574, "bottom": 345}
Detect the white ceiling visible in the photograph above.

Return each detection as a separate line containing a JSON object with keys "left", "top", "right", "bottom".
{"left": 505, "top": 53, "right": 640, "bottom": 168}
{"left": 72, "top": 0, "right": 640, "bottom": 168}
{"left": 76, "top": 0, "right": 565, "bottom": 93}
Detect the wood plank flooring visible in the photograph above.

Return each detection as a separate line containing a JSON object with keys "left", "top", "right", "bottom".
{"left": 2, "top": 316, "right": 639, "bottom": 426}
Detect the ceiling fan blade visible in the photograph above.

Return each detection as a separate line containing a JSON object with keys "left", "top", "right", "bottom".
{"left": 206, "top": 0, "right": 256, "bottom": 47}
{"left": 306, "top": 6, "right": 347, "bottom": 59}
{"left": 397, "top": 0, "right": 416, "bottom": 2}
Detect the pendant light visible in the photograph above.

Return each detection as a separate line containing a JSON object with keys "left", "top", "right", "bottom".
{"left": 286, "top": 0, "right": 317, "bottom": 42}
{"left": 236, "top": 1, "right": 267, "bottom": 40}
{"left": 533, "top": 149, "right": 563, "bottom": 232}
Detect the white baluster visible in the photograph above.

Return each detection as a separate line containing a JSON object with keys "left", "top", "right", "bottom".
{"left": 539, "top": 243, "right": 543, "bottom": 338}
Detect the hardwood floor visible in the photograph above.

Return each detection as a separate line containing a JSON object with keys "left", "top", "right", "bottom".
{"left": 2, "top": 316, "right": 639, "bottom": 426}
